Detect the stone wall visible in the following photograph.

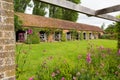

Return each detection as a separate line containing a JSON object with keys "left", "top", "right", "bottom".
{"left": 0, "top": 0, "right": 15, "bottom": 80}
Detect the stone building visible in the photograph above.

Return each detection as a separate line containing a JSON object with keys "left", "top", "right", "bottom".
{"left": 16, "top": 12, "right": 103, "bottom": 42}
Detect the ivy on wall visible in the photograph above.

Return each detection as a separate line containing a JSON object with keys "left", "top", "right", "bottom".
{"left": 25, "top": 28, "right": 40, "bottom": 44}
{"left": 61, "top": 32, "right": 66, "bottom": 42}
{"left": 70, "top": 29, "right": 78, "bottom": 40}
{"left": 14, "top": 15, "right": 23, "bottom": 31}
{"left": 80, "top": 31, "right": 83, "bottom": 40}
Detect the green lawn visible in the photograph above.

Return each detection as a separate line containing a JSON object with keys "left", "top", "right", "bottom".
{"left": 16, "top": 39, "right": 117, "bottom": 79}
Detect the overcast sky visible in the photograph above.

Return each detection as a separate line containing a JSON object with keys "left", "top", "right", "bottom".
{"left": 77, "top": 0, "right": 120, "bottom": 28}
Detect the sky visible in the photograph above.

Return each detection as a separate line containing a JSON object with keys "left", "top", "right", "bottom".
{"left": 77, "top": 0, "right": 120, "bottom": 28}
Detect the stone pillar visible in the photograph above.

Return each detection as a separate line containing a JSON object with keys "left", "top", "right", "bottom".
{"left": 0, "top": 0, "right": 15, "bottom": 80}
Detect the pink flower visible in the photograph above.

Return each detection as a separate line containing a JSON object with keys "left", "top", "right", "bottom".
{"left": 51, "top": 72, "right": 56, "bottom": 77}
{"left": 27, "top": 29, "right": 33, "bottom": 34}
{"left": 99, "top": 46, "right": 104, "bottom": 50}
{"left": 118, "top": 49, "right": 120, "bottom": 55}
{"left": 73, "top": 76, "right": 76, "bottom": 80}
{"left": 61, "top": 77, "right": 65, "bottom": 80}
{"left": 29, "top": 77, "right": 34, "bottom": 80}
{"left": 86, "top": 53, "right": 91, "bottom": 64}
{"left": 56, "top": 70, "right": 60, "bottom": 74}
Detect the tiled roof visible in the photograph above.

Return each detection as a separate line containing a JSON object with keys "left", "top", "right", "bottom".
{"left": 16, "top": 12, "right": 103, "bottom": 32}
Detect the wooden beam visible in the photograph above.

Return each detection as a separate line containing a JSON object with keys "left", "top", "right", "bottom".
{"left": 40, "top": 0, "right": 95, "bottom": 15}
{"left": 95, "top": 5, "right": 120, "bottom": 15}
{"left": 39, "top": 0, "right": 120, "bottom": 22}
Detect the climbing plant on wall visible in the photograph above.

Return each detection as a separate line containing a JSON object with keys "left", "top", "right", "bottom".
{"left": 80, "top": 31, "right": 83, "bottom": 40}
{"left": 70, "top": 29, "right": 78, "bottom": 40}
{"left": 14, "top": 15, "right": 23, "bottom": 31}
{"left": 26, "top": 28, "right": 40, "bottom": 44}
{"left": 61, "top": 33, "right": 66, "bottom": 42}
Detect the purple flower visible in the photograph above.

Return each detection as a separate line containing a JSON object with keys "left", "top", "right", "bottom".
{"left": 29, "top": 77, "right": 34, "bottom": 80}
{"left": 118, "top": 49, "right": 120, "bottom": 55}
{"left": 61, "top": 77, "right": 65, "bottom": 80}
{"left": 27, "top": 29, "right": 33, "bottom": 34}
{"left": 86, "top": 53, "right": 91, "bottom": 64}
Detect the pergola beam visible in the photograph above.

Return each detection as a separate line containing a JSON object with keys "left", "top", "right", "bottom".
{"left": 95, "top": 5, "right": 120, "bottom": 15}
{"left": 39, "top": 0, "right": 120, "bottom": 22}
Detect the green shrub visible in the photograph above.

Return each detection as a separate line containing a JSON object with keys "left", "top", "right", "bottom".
{"left": 80, "top": 32, "right": 83, "bottom": 40}
{"left": 100, "top": 34, "right": 117, "bottom": 40}
{"left": 61, "top": 33, "right": 66, "bottom": 41}
{"left": 70, "top": 30, "right": 78, "bottom": 40}
{"left": 26, "top": 29, "right": 40, "bottom": 44}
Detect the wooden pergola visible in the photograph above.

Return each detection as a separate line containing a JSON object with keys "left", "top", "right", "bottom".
{"left": 39, "top": 0, "right": 120, "bottom": 22}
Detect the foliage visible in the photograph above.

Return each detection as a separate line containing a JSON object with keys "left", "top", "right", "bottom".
{"left": 100, "top": 34, "right": 117, "bottom": 40}
{"left": 105, "top": 24, "right": 117, "bottom": 34}
{"left": 26, "top": 28, "right": 40, "bottom": 44}
{"left": 16, "top": 42, "right": 31, "bottom": 79}
{"left": 49, "top": 6, "right": 63, "bottom": 19}
{"left": 62, "top": 9, "right": 79, "bottom": 22}
{"left": 80, "top": 32, "right": 83, "bottom": 40}
{"left": 70, "top": 30, "right": 79, "bottom": 40}
{"left": 14, "top": 15, "right": 23, "bottom": 31}
{"left": 103, "top": 23, "right": 117, "bottom": 40}
{"left": 14, "top": 0, "right": 30, "bottom": 12}
{"left": 54, "top": 29, "right": 62, "bottom": 33}
{"left": 36, "top": 56, "right": 75, "bottom": 80}
{"left": 16, "top": 40, "right": 117, "bottom": 79}
{"left": 35, "top": 41, "right": 120, "bottom": 80}
{"left": 116, "top": 22, "right": 120, "bottom": 49}
{"left": 14, "top": 0, "right": 80, "bottom": 22}
{"left": 61, "top": 33, "right": 66, "bottom": 42}
{"left": 49, "top": 0, "right": 80, "bottom": 22}
{"left": 33, "top": 1, "right": 48, "bottom": 16}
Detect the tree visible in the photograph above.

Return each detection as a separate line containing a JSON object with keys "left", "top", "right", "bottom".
{"left": 14, "top": 0, "right": 30, "bottom": 12}
{"left": 101, "top": 23, "right": 105, "bottom": 30}
{"left": 105, "top": 24, "right": 116, "bottom": 34}
{"left": 49, "top": 0, "right": 80, "bottom": 22}
{"left": 33, "top": 1, "right": 48, "bottom": 16}
{"left": 49, "top": 6, "right": 63, "bottom": 19}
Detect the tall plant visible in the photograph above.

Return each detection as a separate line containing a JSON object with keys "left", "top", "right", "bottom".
{"left": 116, "top": 22, "right": 120, "bottom": 49}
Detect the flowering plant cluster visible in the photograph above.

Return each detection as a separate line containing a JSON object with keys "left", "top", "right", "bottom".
{"left": 33, "top": 44, "right": 120, "bottom": 80}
